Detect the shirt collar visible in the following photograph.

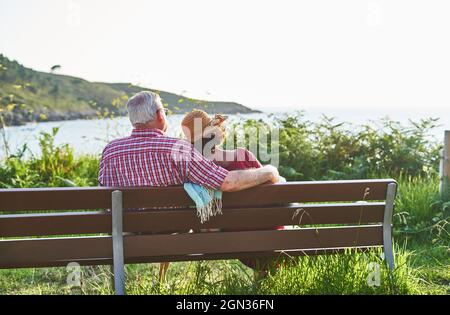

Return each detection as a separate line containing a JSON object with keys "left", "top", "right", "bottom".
{"left": 131, "top": 128, "right": 165, "bottom": 138}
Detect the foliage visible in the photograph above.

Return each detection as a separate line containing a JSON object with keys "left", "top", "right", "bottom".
{"left": 226, "top": 112, "right": 442, "bottom": 181}
{"left": 0, "top": 127, "right": 99, "bottom": 188}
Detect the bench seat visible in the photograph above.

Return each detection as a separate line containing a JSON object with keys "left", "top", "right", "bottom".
{"left": 0, "top": 179, "right": 397, "bottom": 295}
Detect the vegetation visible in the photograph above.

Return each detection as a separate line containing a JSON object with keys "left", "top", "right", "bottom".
{"left": 0, "top": 114, "right": 448, "bottom": 295}
{"left": 0, "top": 54, "right": 257, "bottom": 126}
{"left": 2, "top": 246, "right": 444, "bottom": 295}
{"left": 227, "top": 112, "right": 442, "bottom": 180}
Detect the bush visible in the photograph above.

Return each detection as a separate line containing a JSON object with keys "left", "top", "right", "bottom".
{"left": 0, "top": 127, "right": 99, "bottom": 188}
{"left": 226, "top": 112, "right": 442, "bottom": 181}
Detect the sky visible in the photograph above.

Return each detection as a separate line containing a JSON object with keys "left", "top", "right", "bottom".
{"left": 0, "top": 0, "right": 449, "bottom": 113}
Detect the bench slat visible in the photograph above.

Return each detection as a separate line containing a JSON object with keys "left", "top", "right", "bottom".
{"left": 124, "top": 225, "right": 383, "bottom": 257}
{"left": 221, "top": 180, "right": 393, "bottom": 207}
{"left": 0, "top": 187, "right": 113, "bottom": 211}
{"left": 0, "top": 203, "right": 385, "bottom": 237}
{"left": 0, "top": 226, "right": 382, "bottom": 268}
{"left": 0, "top": 247, "right": 378, "bottom": 268}
{"left": 0, "top": 179, "right": 395, "bottom": 211}
{"left": 121, "top": 246, "right": 379, "bottom": 265}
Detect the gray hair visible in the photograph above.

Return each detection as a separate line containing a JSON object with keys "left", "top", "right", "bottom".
{"left": 126, "top": 91, "right": 163, "bottom": 125}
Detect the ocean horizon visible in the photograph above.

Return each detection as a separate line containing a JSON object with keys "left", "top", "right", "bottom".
{"left": 1, "top": 107, "right": 449, "bottom": 159}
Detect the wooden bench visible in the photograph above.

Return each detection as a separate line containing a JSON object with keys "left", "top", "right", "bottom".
{"left": 0, "top": 179, "right": 397, "bottom": 295}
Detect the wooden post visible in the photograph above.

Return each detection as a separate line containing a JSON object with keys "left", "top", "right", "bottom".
{"left": 440, "top": 131, "right": 450, "bottom": 197}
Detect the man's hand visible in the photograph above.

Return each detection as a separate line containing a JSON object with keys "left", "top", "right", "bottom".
{"left": 220, "top": 165, "right": 280, "bottom": 192}
{"left": 264, "top": 165, "right": 280, "bottom": 184}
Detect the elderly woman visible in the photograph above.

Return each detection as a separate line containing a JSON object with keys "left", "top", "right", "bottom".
{"left": 180, "top": 109, "right": 284, "bottom": 278}
{"left": 180, "top": 109, "right": 261, "bottom": 171}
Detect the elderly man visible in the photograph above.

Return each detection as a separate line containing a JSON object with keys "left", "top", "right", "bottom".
{"left": 99, "top": 91, "right": 279, "bottom": 191}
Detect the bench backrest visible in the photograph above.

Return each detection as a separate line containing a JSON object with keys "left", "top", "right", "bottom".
{"left": 0, "top": 179, "right": 397, "bottom": 269}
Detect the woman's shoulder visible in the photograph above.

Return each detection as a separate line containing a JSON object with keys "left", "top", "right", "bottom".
{"left": 234, "top": 147, "right": 258, "bottom": 161}
{"left": 225, "top": 148, "right": 262, "bottom": 170}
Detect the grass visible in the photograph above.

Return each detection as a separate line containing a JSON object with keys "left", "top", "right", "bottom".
{"left": 406, "top": 242, "right": 449, "bottom": 295}
{"left": 395, "top": 174, "right": 441, "bottom": 223}
{"left": 0, "top": 244, "right": 447, "bottom": 295}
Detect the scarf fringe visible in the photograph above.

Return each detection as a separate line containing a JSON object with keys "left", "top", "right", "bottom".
{"left": 196, "top": 188, "right": 223, "bottom": 224}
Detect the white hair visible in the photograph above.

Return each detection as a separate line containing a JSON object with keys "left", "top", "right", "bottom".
{"left": 126, "top": 91, "right": 163, "bottom": 125}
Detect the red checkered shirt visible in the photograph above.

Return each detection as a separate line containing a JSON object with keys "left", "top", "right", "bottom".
{"left": 98, "top": 128, "right": 229, "bottom": 190}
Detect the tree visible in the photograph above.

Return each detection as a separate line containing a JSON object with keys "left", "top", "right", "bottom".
{"left": 50, "top": 65, "right": 61, "bottom": 73}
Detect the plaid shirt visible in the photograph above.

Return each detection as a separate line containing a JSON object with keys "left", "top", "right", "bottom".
{"left": 98, "top": 128, "right": 229, "bottom": 190}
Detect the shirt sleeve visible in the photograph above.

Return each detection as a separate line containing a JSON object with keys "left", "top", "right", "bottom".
{"left": 178, "top": 145, "right": 229, "bottom": 190}
{"left": 98, "top": 150, "right": 107, "bottom": 186}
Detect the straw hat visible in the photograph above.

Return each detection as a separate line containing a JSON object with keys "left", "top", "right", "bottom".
{"left": 181, "top": 110, "right": 228, "bottom": 143}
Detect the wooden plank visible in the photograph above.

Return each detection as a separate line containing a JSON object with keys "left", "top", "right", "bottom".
{"left": 0, "top": 225, "right": 382, "bottom": 268}
{"left": 121, "top": 246, "right": 379, "bottom": 265}
{"left": 0, "top": 236, "right": 112, "bottom": 267}
{"left": 0, "top": 186, "right": 193, "bottom": 211}
{"left": 120, "top": 180, "right": 394, "bottom": 208}
{"left": 124, "top": 225, "right": 383, "bottom": 257}
{"left": 0, "top": 179, "right": 395, "bottom": 211}
{"left": 0, "top": 203, "right": 386, "bottom": 237}
{"left": 0, "top": 247, "right": 380, "bottom": 269}
{"left": 220, "top": 180, "right": 394, "bottom": 207}
{"left": 0, "top": 187, "right": 113, "bottom": 211}
{"left": 0, "top": 211, "right": 111, "bottom": 237}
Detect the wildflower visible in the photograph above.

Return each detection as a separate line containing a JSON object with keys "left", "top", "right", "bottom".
{"left": 6, "top": 103, "right": 16, "bottom": 112}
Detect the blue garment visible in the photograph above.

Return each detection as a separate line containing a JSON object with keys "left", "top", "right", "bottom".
{"left": 184, "top": 176, "right": 286, "bottom": 223}
{"left": 184, "top": 183, "right": 223, "bottom": 223}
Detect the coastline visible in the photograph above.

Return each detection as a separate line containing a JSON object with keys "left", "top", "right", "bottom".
{"left": 1, "top": 108, "right": 262, "bottom": 128}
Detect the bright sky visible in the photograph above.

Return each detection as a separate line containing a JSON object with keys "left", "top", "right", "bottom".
{"left": 1, "top": 0, "right": 449, "bottom": 113}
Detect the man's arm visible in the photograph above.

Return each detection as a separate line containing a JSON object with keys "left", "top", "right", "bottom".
{"left": 220, "top": 165, "right": 279, "bottom": 192}
{"left": 178, "top": 143, "right": 279, "bottom": 192}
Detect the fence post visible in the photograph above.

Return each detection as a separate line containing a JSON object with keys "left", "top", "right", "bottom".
{"left": 440, "top": 131, "right": 450, "bottom": 198}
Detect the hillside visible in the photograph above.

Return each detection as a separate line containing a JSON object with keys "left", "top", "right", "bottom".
{"left": 0, "top": 54, "right": 259, "bottom": 126}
